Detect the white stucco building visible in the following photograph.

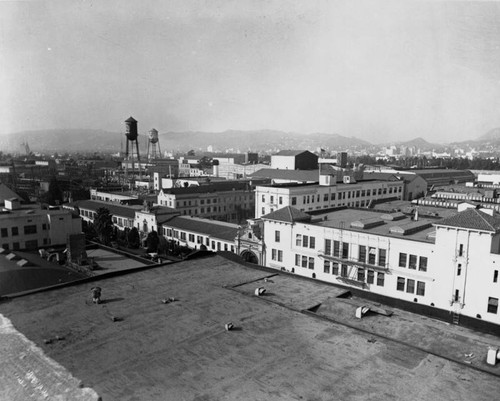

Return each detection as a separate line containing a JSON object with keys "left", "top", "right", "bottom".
{"left": 255, "top": 178, "right": 404, "bottom": 218}
{"left": 260, "top": 206, "right": 500, "bottom": 327}
{"left": 1, "top": 198, "right": 82, "bottom": 251}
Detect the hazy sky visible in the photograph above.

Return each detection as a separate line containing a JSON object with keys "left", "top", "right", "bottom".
{"left": 2, "top": 0, "right": 500, "bottom": 143}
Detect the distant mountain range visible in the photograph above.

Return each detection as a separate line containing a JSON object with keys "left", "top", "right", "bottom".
{"left": 0, "top": 129, "right": 372, "bottom": 154}
{"left": 0, "top": 128, "right": 496, "bottom": 154}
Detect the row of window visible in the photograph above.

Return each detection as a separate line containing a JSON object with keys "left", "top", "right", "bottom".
{"left": 323, "top": 261, "right": 386, "bottom": 286}
{"left": 396, "top": 277, "right": 426, "bottom": 296}
{"left": 262, "top": 195, "right": 283, "bottom": 205}
{"left": 296, "top": 234, "right": 316, "bottom": 248}
{"left": 284, "top": 186, "right": 402, "bottom": 206}
{"left": 2, "top": 238, "right": 49, "bottom": 251}
{"left": 81, "top": 209, "right": 97, "bottom": 219}
{"left": 398, "top": 253, "right": 428, "bottom": 272}
{"left": 163, "top": 195, "right": 253, "bottom": 208}
{"left": 323, "top": 241, "right": 386, "bottom": 267}
{"left": 1, "top": 224, "right": 43, "bottom": 238}
{"left": 271, "top": 248, "right": 283, "bottom": 262}
{"left": 295, "top": 254, "right": 315, "bottom": 269}
{"left": 111, "top": 216, "right": 133, "bottom": 227}
{"left": 163, "top": 227, "right": 235, "bottom": 253}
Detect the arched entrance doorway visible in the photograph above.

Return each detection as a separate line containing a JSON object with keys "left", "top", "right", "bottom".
{"left": 240, "top": 250, "right": 258, "bottom": 264}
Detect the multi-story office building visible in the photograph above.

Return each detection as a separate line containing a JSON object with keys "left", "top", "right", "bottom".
{"left": 260, "top": 205, "right": 500, "bottom": 327}
{"left": 157, "top": 181, "right": 262, "bottom": 223}
{"left": 255, "top": 178, "right": 404, "bottom": 218}
{"left": 1, "top": 198, "right": 81, "bottom": 251}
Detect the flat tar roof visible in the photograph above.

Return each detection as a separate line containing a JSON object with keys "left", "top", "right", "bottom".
{"left": 1, "top": 255, "right": 500, "bottom": 400}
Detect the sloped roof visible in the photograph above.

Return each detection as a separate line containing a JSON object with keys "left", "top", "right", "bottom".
{"left": 70, "top": 199, "right": 141, "bottom": 219}
{"left": 274, "top": 150, "right": 314, "bottom": 157}
{"left": 0, "top": 183, "right": 20, "bottom": 204}
{"left": 125, "top": 116, "right": 137, "bottom": 122}
{"left": 249, "top": 168, "right": 319, "bottom": 182}
{"left": 261, "top": 206, "right": 311, "bottom": 223}
{"left": 434, "top": 208, "right": 500, "bottom": 232}
{"left": 162, "top": 216, "right": 238, "bottom": 241}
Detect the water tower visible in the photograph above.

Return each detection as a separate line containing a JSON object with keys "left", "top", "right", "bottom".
{"left": 124, "top": 116, "right": 142, "bottom": 182}
{"left": 146, "top": 128, "right": 162, "bottom": 160}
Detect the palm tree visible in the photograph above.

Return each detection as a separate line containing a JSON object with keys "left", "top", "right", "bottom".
{"left": 94, "top": 207, "right": 113, "bottom": 245}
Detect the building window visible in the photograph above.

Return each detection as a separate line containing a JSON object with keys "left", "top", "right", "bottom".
{"left": 291, "top": 197, "right": 297, "bottom": 205}
{"left": 341, "top": 264, "right": 348, "bottom": 277}
{"left": 279, "top": 197, "right": 282, "bottom": 205}
{"left": 397, "top": 277, "right": 405, "bottom": 291}
{"left": 197, "top": 236, "right": 203, "bottom": 244}
{"left": 295, "top": 254, "right": 301, "bottom": 266}
{"left": 378, "top": 249, "right": 386, "bottom": 267}
{"left": 189, "top": 234, "right": 195, "bottom": 242}
{"left": 333, "top": 240, "right": 340, "bottom": 257}
{"left": 12, "top": 227, "right": 19, "bottom": 236}
{"left": 368, "top": 247, "right": 376, "bottom": 265}
{"left": 458, "top": 244, "right": 464, "bottom": 256}
{"left": 406, "top": 279, "right": 415, "bottom": 294}
{"left": 180, "top": 232, "right": 186, "bottom": 241}
{"left": 419, "top": 257, "right": 427, "bottom": 272}
{"left": 399, "top": 253, "right": 407, "bottom": 268}
{"left": 261, "top": 207, "right": 265, "bottom": 215}
{"left": 275, "top": 230, "right": 280, "bottom": 242}
{"left": 332, "top": 262, "right": 339, "bottom": 275}
{"left": 377, "top": 272, "right": 385, "bottom": 286}
{"left": 487, "top": 297, "right": 498, "bottom": 314}
{"left": 367, "top": 270, "right": 374, "bottom": 284}
{"left": 416, "top": 281, "right": 425, "bottom": 296}
{"left": 322, "top": 239, "right": 331, "bottom": 256}
{"left": 272, "top": 249, "right": 277, "bottom": 261}
{"left": 342, "top": 242, "right": 349, "bottom": 259}
{"left": 409, "top": 254, "right": 417, "bottom": 269}
{"left": 457, "top": 264, "right": 462, "bottom": 276}
{"left": 309, "top": 236, "right": 315, "bottom": 249}
{"left": 296, "top": 234, "right": 302, "bottom": 247}
{"left": 358, "top": 246, "right": 366, "bottom": 263}
{"left": 308, "top": 257, "right": 314, "bottom": 270}
{"left": 13, "top": 242, "right": 20, "bottom": 250}
{"left": 494, "top": 270, "right": 498, "bottom": 283}
{"left": 324, "top": 260, "right": 331, "bottom": 274}
{"left": 302, "top": 235, "right": 309, "bottom": 248}
{"left": 25, "top": 239, "right": 38, "bottom": 249}
{"left": 0, "top": 228, "right": 7, "bottom": 238}
{"left": 278, "top": 250, "right": 283, "bottom": 262}
{"left": 301, "top": 255, "right": 308, "bottom": 268}
{"left": 357, "top": 268, "right": 365, "bottom": 282}
{"left": 217, "top": 242, "right": 221, "bottom": 251}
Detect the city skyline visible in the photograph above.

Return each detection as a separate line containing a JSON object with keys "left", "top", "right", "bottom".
{"left": 3, "top": 1, "right": 500, "bottom": 143}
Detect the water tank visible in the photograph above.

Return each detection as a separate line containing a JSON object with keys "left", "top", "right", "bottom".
{"left": 149, "top": 128, "right": 159, "bottom": 143}
{"left": 125, "top": 116, "right": 138, "bottom": 140}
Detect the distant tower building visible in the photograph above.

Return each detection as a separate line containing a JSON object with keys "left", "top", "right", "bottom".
{"left": 337, "top": 152, "right": 348, "bottom": 168}
{"left": 146, "top": 128, "right": 162, "bottom": 161}
{"left": 124, "top": 116, "right": 142, "bottom": 183}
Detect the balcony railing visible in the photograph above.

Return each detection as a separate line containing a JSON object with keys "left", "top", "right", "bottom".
{"left": 318, "top": 252, "right": 389, "bottom": 273}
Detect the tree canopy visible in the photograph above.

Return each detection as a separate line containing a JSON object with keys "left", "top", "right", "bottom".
{"left": 93, "top": 207, "right": 114, "bottom": 245}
